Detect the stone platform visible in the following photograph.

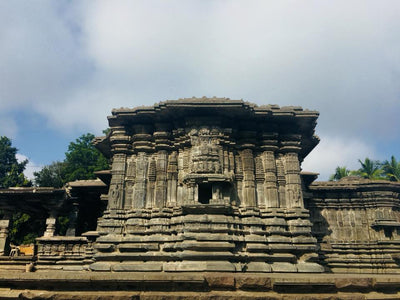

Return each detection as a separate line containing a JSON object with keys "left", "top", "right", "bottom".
{"left": 1, "top": 271, "right": 400, "bottom": 299}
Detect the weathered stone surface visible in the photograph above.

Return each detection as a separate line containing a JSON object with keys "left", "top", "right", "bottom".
{"left": 205, "top": 275, "right": 235, "bottom": 289}
{"left": 235, "top": 276, "right": 272, "bottom": 291}
{"left": 90, "top": 98, "right": 322, "bottom": 273}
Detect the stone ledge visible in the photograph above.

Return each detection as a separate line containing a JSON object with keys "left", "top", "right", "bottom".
{"left": 1, "top": 271, "right": 400, "bottom": 297}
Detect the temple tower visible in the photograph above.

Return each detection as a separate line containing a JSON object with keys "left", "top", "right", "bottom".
{"left": 92, "top": 98, "right": 323, "bottom": 272}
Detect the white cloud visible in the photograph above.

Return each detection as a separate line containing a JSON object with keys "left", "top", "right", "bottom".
{"left": 16, "top": 154, "right": 42, "bottom": 180}
{"left": 302, "top": 135, "right": 378, "bottom": 180}
{"left": 0, "top": 1, "right": 399, "bottom": 159}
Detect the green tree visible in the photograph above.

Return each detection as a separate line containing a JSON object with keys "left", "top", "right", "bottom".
{"left": 354, "top": 158, "right": 384, "bottom": 180}
{"left": 329, "top": 166, "right": 351, "bottom": 181}
{"left": 0, "top": 136, "right": 31, "bottom": 188}
{"left": 382, "top": 156, "right": 400, "bottom": 182}
{"left": 63, "top": 133, "right": 109, "bottom": 182}
{"left": 34, "top": 133, "right": 109, "bottom": 187}
{"left": 8, "top": 212, "right": 45, "bottom": 245}
{"left": 34, "top": 161, "right": 66, "bottom": 188}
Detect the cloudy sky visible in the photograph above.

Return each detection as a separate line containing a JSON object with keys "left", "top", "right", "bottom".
{"left": 1, "top": 1, "right": 399, "bottom": 180}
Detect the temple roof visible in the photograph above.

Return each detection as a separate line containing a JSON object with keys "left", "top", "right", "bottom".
{"left": 95, "top": 98, "right": 320, "bottom": 160}
{"left": 109, "top": 97, "right": 319, "bottom": 124}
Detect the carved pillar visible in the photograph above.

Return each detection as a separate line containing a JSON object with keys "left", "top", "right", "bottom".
{"left": 240, "top": 149, "right": 256, "bottom": 207}
{"left": 166, "top": 151, "right": 178, "bottom": 207}
{"left": 131, "top": 124, "right": 153, "bottom": 209}
{"left": 133, "top": 152, "right": 149, "bottom": 209}
{"left": 154, "top": 151, "right": 168, "bottom": 208}
{"left": 0, "top": 218, "right": 10, "bottom": 255}
{"left": 44, "top": 211, "right": 57, "bottom": 237}
{"left": 280, "top": 135, "right": 303, "bottom": 209}
{"left": 124, "top": 156, "right": 136, "bottom": 209}
{"left": 108, "top": 126, "right": 130, "bottom": 210}
{"left": 234, "top": 153, "right": 243, "bottom": 206}
{"left": 260, "top": 134, "right": 279, "bottom": 208}
{"left": 255, "top": 154, "right": 265, "bottom": 207}
{"left": 276, "top": 155, "right": 286, "bottom": 208}
{"left": 146, "top": 157, "right": 156, "bottom": 208}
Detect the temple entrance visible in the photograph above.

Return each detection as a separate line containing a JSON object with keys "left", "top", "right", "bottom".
{"left": 198, "top": 183, "right": 212, "bottom": 204}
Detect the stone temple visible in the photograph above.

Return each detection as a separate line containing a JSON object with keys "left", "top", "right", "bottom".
{"left": 1, "top": 98, "right": 400, "bottom": 298}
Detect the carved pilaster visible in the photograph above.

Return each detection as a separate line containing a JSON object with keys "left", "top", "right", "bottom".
{"left": 276, "top": 155, "right": 286, "bottom": 208}
{"left": 262, "top": 151, "right": 279, "bottom": 208}
{"left": 166, "top": 151, "right": 178, "bottom": 207}
{"left": 146, "top": 157, "right": 156, "bottom": 208}
{"left": 133, "top": 152, "right": 149, "bottom": 209}
{"left": 240, "top": 149, "right": 256, "bottom": 207}
{"left": 154, "top": 150, "right": 168, "bottom": 208}
{"left": 254, "top": 154, "right": 265, "bottom": 207}
{"left": 124, "top": 156, "right": 136, "bottom": 209}
{"left": 108, "top": 126, "right": 130, "bottom": 210}
{"left": 280, "top": 135, "right": 303, "bottom": 209}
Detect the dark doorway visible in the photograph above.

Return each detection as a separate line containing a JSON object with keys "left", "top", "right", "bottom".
{"left": 198, "top": 183, "right": 212, "bottom": 204}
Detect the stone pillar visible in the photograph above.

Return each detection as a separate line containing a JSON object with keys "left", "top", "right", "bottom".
{"left": 154, "top": 151, "right": 168, "bottom": 208}
{"left": 0, "top": 219, "right": 10, "bottom": 256}
{"left": 166, "top": 151, "right": 178, "bottom": 207}
{"left": 240, "top": 149, "right": 256, "bottom": 207}
{"left": 108, "top": 126, "right": 130, "bottom": 210}
{"left": 44, "top": 211, "right": 57, "bottom": 237}
{"left": 124, "top": 156, "right": 136, "bottom": 209}
{"left": 280, "top": 135, "right": 303, "bottom": 209}
{"left": 260, "top": 134, "right": 279, "bottom": 208}
{"left": 133, "top": 152, "right": 149, "bottom": 209}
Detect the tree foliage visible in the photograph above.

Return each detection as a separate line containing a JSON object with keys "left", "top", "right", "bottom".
{"left": 34, "top": 133, "right": 109, "bottom": 187}
{"left": 0, "top": 136, "right": 31, "bottom": 188}
{"left": 329, "top": 166, "right": 351, "bottom": 181}
{"left": 382, "top": 156, "right": 400, "bottom": 182}
{"left": 34, "top": 161, "right": 66, "bottom": 188}
{"left": 354, "top": 158, "right": 384, "bottom": 180}
{"left": 63, "top": 133, "right": 109, "bottom": 183}
{"left": 329, "top": 156, "right": 399, "bottom": 182}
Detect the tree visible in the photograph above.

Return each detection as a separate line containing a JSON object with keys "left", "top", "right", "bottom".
{"left": 34, "top": 133, "right": 109, "bottom": 187}
{"left": 354, "top": 158, "right": 384, "bottom": 180}
{"left": 0, "top": 136, "right": 31, "bottom": 188}
{"left": 329, "top": 166, "right": 351, "bottom": 181}
{"left": 382, "top": 156, "right": 400, "bottom": 182}
{"left": 34, "top": 161, "right": 66, "bottom": 188}
{"left": 63, "top": 133, "right": 109, "bottom": 182}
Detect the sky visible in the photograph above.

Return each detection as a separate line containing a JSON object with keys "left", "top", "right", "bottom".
{"left": 0, "top": 1, "right": 399, "bottom": 181}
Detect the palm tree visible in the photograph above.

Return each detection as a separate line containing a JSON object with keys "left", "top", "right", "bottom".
{"left": 382, "top": 156, "right": 400, "bottom": 181}
{"left": 354, "top": 158, "right": 384, "bottom": 180}
{"left": 329, "top": 166, "right": 351, "bottom": 181}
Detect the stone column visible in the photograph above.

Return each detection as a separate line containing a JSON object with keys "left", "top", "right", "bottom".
{"left": 133, "top": 152, "right": 149, "bottom": 209}
{"left": 131, "top": 124, "right": 153, "bottom": 209}
{"left": 44, "top": 211, "right": 57, "bottom": 237}
{"left": 108, "top": 126, "right": 130, "bottom": 210}
{"left": 280, "top": 135, "right": 303, "bottom": 209}
{"left": 154, "top": 151, "right": 168, "bottom": 208}
{"left": 0, "top": 218, "right": 10, "bottom": 256}
{"left": 260, "top": 134, "right": 279, "bottom": 208}
{"left": 240, "top": 149, "right": 256, "bottom": 207}
{"left": 166, "top": 151, "right": 178, "bottom": 207}
{"left": 124, "top": 156, "right": 136, "bottom": 209}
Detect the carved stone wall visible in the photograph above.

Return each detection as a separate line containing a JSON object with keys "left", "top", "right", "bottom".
{"left": 306, "top": 177, "right": 400, "bottom": 273}
{"left": 92, "top": 98, "right": 323, "bottom": 273}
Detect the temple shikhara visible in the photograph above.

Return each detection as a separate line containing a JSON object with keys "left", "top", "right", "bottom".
{"left": 1, "top": 98, "right": 400, "bottom": 298}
